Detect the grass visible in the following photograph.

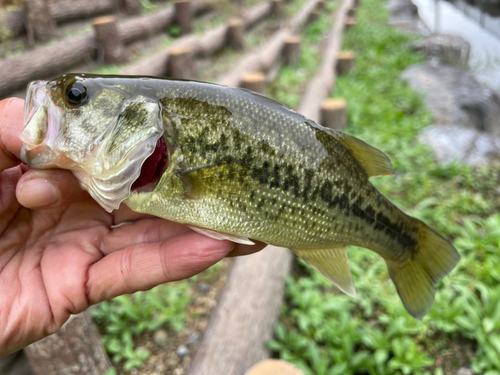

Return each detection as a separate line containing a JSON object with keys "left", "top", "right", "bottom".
{"left": 92, "top": 283, "right": 192, "bottom": 371}
{"left": 268, "top": 0, "right": 500, "bottom": 374}
{"left": 91, "top": 261, "right": 226, "bottom": 373}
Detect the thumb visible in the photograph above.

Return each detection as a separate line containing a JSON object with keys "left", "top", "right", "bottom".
{"left": 16, "top": 169, "right": 91, "bottom": 209}
{"left": 0, "top": 98, "right": 25, "bottom": 172}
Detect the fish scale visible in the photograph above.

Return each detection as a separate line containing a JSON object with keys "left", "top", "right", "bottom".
{"left": 20, "top": 74, "right": 460, "bottom": 319}
{"left": 157, "top": 87, "right": 412, "bottom": 252}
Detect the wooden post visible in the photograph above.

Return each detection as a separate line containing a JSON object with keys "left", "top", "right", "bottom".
{"left": 92, "top": 16, "right": 127, "bottom": 64}
{"left": 283, "top": 35, "right": 301, "bottom": 65}
{"left": 24, "top": 0, "right": 57, "bottom": 46}
{"left": 320, "top": 98, "right": 347, "bottom": 130}
{"left": 245, "top": 359, "right": 306, "bottom": 375}
{"left": 24, "top": 312, "right": 111, "bottom": 375}
{"left": 240, "top": 73, "right": 266, "bottom": 94}
{"left": 118, "top": 0, "right": 141, "bottom": 15}
{"left": 345, "top": 17, "right": 356, "bottom": 30}
{"left": 336, "top": 50, "right": 355, "bottom": 74}
{"left": 167, "top": 47, "right": 195, "bottom": 79}
{"left": 271, "top": 0, "right": 285, "bottom": 18}
{"left": 316, "top": 0, "right": 327, "bottom": 11}
{"left": 226, "top": 18, "right": 245, "bottom": 50}
{"left": 175, "top": 0, "right": 192, "bottom": 35}
{"left": 348, "top": 7, "right": 357, "bottom": 17}
{"left": 308, "top": 10, "right": 320, "bottom": 23}
{"left": 187, "top": 247, "right": 293, "bottom": 375}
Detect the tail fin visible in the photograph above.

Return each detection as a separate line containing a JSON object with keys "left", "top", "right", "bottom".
{"left": 386, "top": 220, "right": 460, "bottom": 320}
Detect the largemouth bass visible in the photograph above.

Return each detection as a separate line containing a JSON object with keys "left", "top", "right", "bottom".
{"left": 20, "top": 74, "right": 460, "bottom": 319}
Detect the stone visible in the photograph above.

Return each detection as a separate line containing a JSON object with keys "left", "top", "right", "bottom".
{"left": 167, "top": 354, "right": 178, "bottom": 368}
{"left": 155, "top": 362, "right": 167, "bottom": 372}
{"left": 153, "top": 329, "right": 169, "bottom": 347}
{"left": 418, "top": 125, "right": 500, "bottom": 166}
{"left": 244, "top": 359, "right": 306, "bottom": 375}
{"left": 187, "top": 331, "right": 200, "bottom": 346}
{"left": 386, "top": 0, "right": 422, "bottom": 33}
{"left": 386, "top": 0, "right": 417, "bottom": 18}
{"left": 176, "top": 345, "right": 189, "bottom": 358}
{"left": 198, "top": 283, "right": 210, "bottom": 293}
{"left": 411, "top": 34, "right": 471, "bottom": 67}
{"left": 457, "top": 368, "right": 474, "bottom": 375}
{"left": 402, "top": 64, "right": 500, "bottom": 136}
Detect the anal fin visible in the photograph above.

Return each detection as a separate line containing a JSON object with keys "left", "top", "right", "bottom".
{"left": 188, "top": 226, "right": 255, "bottom": 245}
{"left": 291, "top": 247, "right": 356, "bottom": 297}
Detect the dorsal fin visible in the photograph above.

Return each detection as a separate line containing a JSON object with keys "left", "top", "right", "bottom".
{"left": 335, "top": 131, "right": 394, "bottom": 177}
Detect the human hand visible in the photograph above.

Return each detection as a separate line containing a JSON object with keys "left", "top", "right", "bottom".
{"left": 0, "top": 98, "right": 264, "bottom": 356}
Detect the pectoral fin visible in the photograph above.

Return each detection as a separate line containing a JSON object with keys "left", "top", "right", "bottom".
{"left": 188, "top": 226, "right": 255, "bottom": 245}
{"left": 291, "top": 247, "right": 356, "bottom": 297}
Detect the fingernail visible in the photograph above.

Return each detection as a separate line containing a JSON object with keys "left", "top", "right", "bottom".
{"left": 18, "top": 179, "right": 59, "bottom": 208}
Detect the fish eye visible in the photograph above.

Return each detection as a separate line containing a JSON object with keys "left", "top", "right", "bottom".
{"left": 65, "top": 82, "right": 88, "bottom": 107}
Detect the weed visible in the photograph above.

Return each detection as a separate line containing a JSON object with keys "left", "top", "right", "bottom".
{"left": 270, "top": 0, "right": 500, "bottom": 373}
{"left": 91, "top": 282, "right": 192, "bottom": 370}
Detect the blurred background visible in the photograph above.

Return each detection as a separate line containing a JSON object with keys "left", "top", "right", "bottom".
{"left": 0, "top": 0, "right": 499, "bottom": 374}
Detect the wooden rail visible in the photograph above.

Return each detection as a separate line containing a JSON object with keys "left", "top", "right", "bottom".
{"left": 218, "top": 0, "right": 321, "bottom": 88}
{"left": 1, "top": 0, "right": 117, "bottom": 38}
{"left": 187, "top": 246, "right": 293, "bottom": 375}
{"left": 187, "top": 1, "right": 352, "bottom": 373}
{"left": 298, "top": 0, "right": 355, "bottom": 122}
{"left": 0, "top": 2, "right": 210, "bottom": 99}
{"left": 119, "top": 1, "right": 273, "bottom": 76}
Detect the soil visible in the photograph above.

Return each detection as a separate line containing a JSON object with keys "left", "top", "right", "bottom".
{"left": 116, "top": 259, "right": 234, "bottom": 375}
{"left": 425, "top": 332, "right": 477, "bottom": 375}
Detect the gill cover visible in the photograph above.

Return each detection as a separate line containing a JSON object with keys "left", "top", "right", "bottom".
{"left": 20, "top": 78, "right": 164, "bottom": 212}
{"left": 72, "top": 98, "right": 164, "bottom": 212}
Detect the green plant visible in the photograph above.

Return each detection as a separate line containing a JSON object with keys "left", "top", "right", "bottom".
{"left": 140, "top": 0, "right": 157, "bottom": 13}
{"left": 168, "top": 24, "right": 182, "bottom": 37}
{"left": 91, "top": 282, "right": 192, "bottom": 370}
{"left": 270, "top": 0, "right": 500, "bottom": 372}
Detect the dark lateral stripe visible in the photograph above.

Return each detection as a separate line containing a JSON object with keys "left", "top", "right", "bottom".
{"left": 320, "top": 185, "right": 415, "bottom": 249}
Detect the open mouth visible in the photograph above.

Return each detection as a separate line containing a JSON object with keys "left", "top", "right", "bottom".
{"left": 132, "top": 136, "right": 168, "bottom": 191}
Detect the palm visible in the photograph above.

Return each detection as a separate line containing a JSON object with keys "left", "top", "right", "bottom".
{"left": 0, "top": 97, "right": 264, "bottom": 355}
{"left": 0, "top": 166, "right": 244, "bottom": 355}
{"left": 0, "top": 188, "right": 106, "bottom": 353}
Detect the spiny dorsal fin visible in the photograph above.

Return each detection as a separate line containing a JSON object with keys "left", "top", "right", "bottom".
{"left": 291, "top": 247, "right": 356, "bottom": 297}
{"left": 336, "top": 132, "right": 394, "bottom": 177}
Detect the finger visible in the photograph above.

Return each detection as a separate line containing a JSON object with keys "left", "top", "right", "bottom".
{"left": 87, "top": 232, "right": 235, "bottom": 304}
{"left": 0, "top": 98, "right": 25, "bottom": 171}
{"left": 0, "top": 166, "right": 23, "bottom": 233}
{"left": 16, "top": 169, "right": 90, "bottom": 209}
{"left": 102, "top": 218, "right": 191, "bottom": 254}
{"left": 227, "top": 240, "right": 267, "bottom": 257}
{"left": 112, "top": 203, "right": 155, "bottom": 224}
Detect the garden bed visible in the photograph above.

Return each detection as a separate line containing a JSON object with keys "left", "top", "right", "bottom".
{"left": 268, "top": 0, "right": 500, "bottom": 374}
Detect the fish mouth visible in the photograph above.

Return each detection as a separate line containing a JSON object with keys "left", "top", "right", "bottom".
{"left": 20, "top": 80, "right": 65, "bottom": 168}
{"left": 132, "top": 136, "right": 169, "bottom": 192}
